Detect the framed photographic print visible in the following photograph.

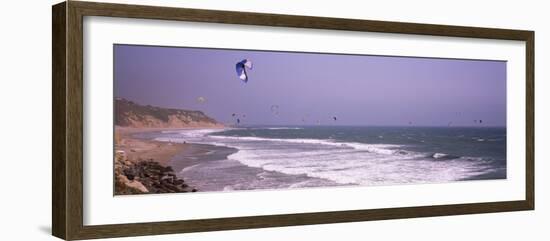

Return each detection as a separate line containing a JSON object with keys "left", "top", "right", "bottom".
{"left": 52, "top": 1, "right": 534, "bottom": 240}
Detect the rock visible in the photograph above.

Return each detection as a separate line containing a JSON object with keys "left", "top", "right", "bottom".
{"left": 115, "top": 150, "right": 127, "bottom": 162}
{"left": 161, "top": 175, "right": 174, "bottom": 183}
{"left": 115, "top": 158, "right": 197, "bottom": 195}
{"left": 125, "top": 180, "right": 149, "bottom": 193}
{"left": 115, "top": 174, "right": 148, "bottom": 194}
{"left": 165, "top": 184, "right": 182, "bottom": 192}
{"left": 123, "top": 169, "right": 135, "bottom": 181}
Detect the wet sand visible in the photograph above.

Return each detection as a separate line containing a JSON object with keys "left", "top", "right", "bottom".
{"left": 115, "top": 127, "right": 189, "bottom": 166}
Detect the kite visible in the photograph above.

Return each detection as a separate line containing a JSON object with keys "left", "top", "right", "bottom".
{"left": 235, "top": 59, "right": 253, "bottom": 83}
{"left": 270, "top": 105, "right": 279, "bottom": 115}
{"left": 196, "top": 96, "right": 206, "bottom": 103}
{"left": 333, "top": 116, "right": 337, "bottom": 121}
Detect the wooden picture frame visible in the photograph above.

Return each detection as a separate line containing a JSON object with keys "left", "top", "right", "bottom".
{"left": 52, "top": 1, "right": 534, "bottom": 240}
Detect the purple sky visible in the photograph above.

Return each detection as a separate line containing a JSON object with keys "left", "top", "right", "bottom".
{"left": 114, "top": 44, "right": 506, "bottom": 126}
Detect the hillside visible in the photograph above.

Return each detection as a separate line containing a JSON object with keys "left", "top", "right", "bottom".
{"left": 115, "top": 98, "right": 223, "bottom": 128}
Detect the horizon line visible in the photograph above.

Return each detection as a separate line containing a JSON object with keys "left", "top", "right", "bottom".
{"left": 228, "top": 124, "right": 506, "bottom": 128}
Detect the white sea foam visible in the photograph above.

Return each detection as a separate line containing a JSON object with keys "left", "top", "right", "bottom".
{"left": 433, "top": 153, "right": 448, "bottom": 159}
{"left": 208, "top": 134, "right": 404, "bottom": 156}
{"left": 179, "top": 164, "right": 200, "bottom": 174}
{"left": 227, "top": 149, "right": 483, "bottom": 185}
{"left": 156, "top": 128, "right": 496, "bottom": 186}
{"left": 264, "top": 127, "right": 304, "bottom": 130}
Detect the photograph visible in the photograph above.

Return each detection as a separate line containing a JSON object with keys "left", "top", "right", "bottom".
{"left": 113, "top": 44, "right": 507, "bottom": 195}
{"left": 45, "top": 1, "right": 536, "bottom": 240}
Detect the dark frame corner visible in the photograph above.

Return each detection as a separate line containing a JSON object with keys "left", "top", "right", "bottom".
{"left": 52, "top": 1, "right": 534, "bottom": 240}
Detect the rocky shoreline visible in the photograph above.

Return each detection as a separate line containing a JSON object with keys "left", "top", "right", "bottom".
{"left": 114, "top": 127, "right": 204, "bottom": 195}
{"left": 113, "top": 98, "right": 225, "bottom": 195}
{"left": 115, "top": 151, "right": 197, "bottom": 194}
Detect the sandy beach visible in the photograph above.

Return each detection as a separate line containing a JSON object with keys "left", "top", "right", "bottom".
{"left": 115, "top": 127, "right": 189, "bottom": 166}
{"left": 114, "top": 127, "right": 226, "bottom": 195}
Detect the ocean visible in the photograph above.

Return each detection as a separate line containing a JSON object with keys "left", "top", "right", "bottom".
{"left": 152, "top": 126, "right": 506, "bottom": 191}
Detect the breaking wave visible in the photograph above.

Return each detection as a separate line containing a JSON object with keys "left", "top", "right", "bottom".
{"left": 155, "top": 128, "right": 498, "bottom": 186}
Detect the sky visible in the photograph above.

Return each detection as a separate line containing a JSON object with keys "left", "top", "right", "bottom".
{"left": 114, "top": 44, "right": 506, "bottom": 127}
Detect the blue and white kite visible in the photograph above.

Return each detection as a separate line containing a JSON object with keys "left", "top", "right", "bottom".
{"left": 235, "top": 59, "right": 253, "bottom": 83}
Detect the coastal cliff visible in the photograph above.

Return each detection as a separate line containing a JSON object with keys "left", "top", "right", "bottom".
{"left": 114, "top": 98, "right": 223, "bottom": 195}
{"left": 115, "top": 98, "right": 223, "bottom": 128}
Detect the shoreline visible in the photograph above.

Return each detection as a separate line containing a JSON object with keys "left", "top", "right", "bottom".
{"left": 126, "top": 126, "right": 343, "bottom": 192}
{"left": 161, "top": 132, "right": 343, "bottom": 192}
{"left": 114, "top": 126, "right": 222, "bottom": 195}
{"left": 115, "top": 127, "right": 194, "bottom": 166}
{"left": 168, "top": 143, "right": 238, "bottom": 175}
{"left": 115, "top": 126, "right": 504, "bottom": 193}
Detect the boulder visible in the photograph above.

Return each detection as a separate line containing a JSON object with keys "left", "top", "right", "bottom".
{"left": 125, "top": 180, "right": 149, "bottom": 193}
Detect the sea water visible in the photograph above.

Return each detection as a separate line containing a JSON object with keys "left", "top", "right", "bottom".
{"left": 155, "top": 126, "right": 506, "bottom": 189}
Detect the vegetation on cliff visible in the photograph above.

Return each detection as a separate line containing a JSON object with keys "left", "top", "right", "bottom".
{"left": 115, "top": 98, "right": 222, "bottom": 128}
